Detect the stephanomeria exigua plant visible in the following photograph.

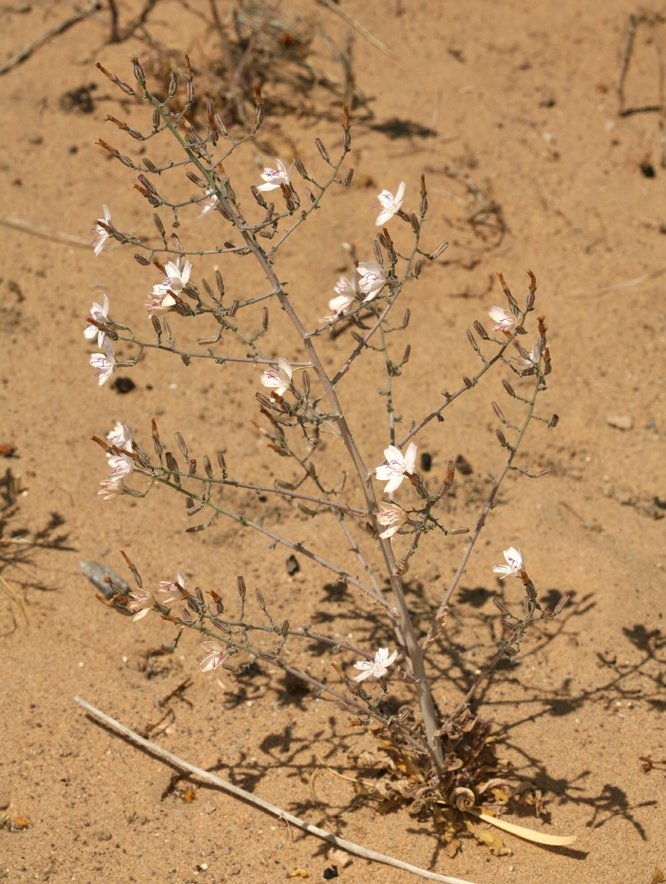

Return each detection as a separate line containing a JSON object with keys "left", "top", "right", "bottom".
{"left": 82, "top": 55, "right": 573, "bottom": 862}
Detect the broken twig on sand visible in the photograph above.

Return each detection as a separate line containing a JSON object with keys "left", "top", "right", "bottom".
{"left": 74, "top": 696, "right": 478, "bottom": 884}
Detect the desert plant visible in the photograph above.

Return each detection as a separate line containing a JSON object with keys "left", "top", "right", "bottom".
{"left": 82, "top": 55, "right": 572, "bottom": 862}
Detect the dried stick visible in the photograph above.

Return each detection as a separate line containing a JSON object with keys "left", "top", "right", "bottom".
{"left": 0, "top": 215, "right": 91, "bottom": 248}
{"left": 572, "top": 265, "right": 666, "bottom": 297}
{"left": 317, "top": 0, "right": 395, "bottom": 59}
{"left": 74, "top": 697, "right": 478, "bottom": 884}
{"left": 0, "top": 1, "right": 101, "bottom": 77}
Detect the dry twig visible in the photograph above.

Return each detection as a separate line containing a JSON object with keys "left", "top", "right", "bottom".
{"left": 74, "top": 696, "right": 478, "bottom": 884}
{"left": 0, "top": 1, "right": 101, "bottom": 77}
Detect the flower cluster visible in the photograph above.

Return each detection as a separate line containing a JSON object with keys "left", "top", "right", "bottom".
{"left": 84, "top": 294, "right": 116, "bottom": 387}
{"left": 98, "top": 422, "right": 134, "bottom": 499}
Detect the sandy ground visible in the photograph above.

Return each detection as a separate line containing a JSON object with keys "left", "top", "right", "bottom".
{"left": 1, "top": 1, "right": 664, "bottom": 882}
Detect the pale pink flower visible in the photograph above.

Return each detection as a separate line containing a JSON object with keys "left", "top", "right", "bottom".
{"left": 91, "top": 205, "right": 112, "bottom": 256}
{"left": 153, "top": 258, "right": 192, "bottom": 297}
{"left": 128, "top": 587, "right": 155, "bottom": 621}
{"left": 357, "top": 261, "right": 386, "bottom": 303}
{"left": 518, "top": 342, "right": 541, "bottom": 368}
{"left": 353, "top": 647, "right": 399, "bottom": 682}
{"left": 334, "top": 276, "right": 356, "bottom": 299}
{"left": 324, "top": 277, "right": 356, "bottom": 321}
{"left": 326, "top": 293, "right": 355, "bottom": 319}
{"left": 106, "top": 422, "right": 133, "bottom": 453}
{"left": 145, "top": 290, "right": 176, "bottom": 317}
{"left": 260, "top": 357, "right": 293, "bottom": 397}
{"left": 97, "top": 478, "right": 125, "bottom": 500}
{"left": 257, "top": 158, "right": 293, "bottom": 192}
{"left": 489, "top": 306, "right": 517, "bottom": 332}
{"left": 198, "top": 189, "right": 218, "bottom": 218}
{"left": 376, "top": 503, "right": 407, "bottom": 539}
{"left": 493, "top": 546, "right": 524, "bottom": 579}
{"left": 200, "top": 639, "right": 226, "bottom": 672}
{"left": 106, "top": 452, "right": 134, "bottom": 480}
{"left": 83, "top": 294, "right": 110, "bottom": 347}
{"left": 375, "top": 181, "right": 406, "bottom": 226}
{"left": 89, "top": 339, "right": 116, "bottom": 387}
{"left": 157, "top": 570, "right": 187, "bottom": 604}
{"left": 98, "top": 453, "right": 133, "bottom": 500}
{"left": 374, "top": 443, "right": 417, "bottom": 494}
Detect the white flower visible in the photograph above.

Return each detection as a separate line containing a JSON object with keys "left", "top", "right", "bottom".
{"left": 375, "top": 181, "right": 406, "bottom": 226}
{"left": 106, "top": 452, "right": 134, "bottom": 480}
{"left": 127, "top": 587, "right": 155, "bottom": 621}
{"left": 353, "top": 647, "right": 399, "bottom": 682}
{"left": 153, "top": 257, "right": 192, "bottom": 297}
{"left": 334, "top": 275, "right": 355, "bottom": 296}
{"left": 83, "top": 294, "right": 110, "bottom": 347}
{"left": 89, "top": 338, "right": 116, "bottom": 387}
{"left": 493, "top": 546, "right": 524, "bottom": 579}
{"left": 376, "top": 503, "right": 407, "bottom": 539}
{"left": 98, "top": 451, "right": 133, "bottom": 500}
{"left": 200, "top": 639, "right": 226, "bottom": 672}
{"left": 260, "top": 357, "right": 293, "bottom": 397}
{"left": 256, "top": 158, "right": 293, "bottom": 192}
{"left": 157, "top": 570, "right": 187, "bottom": 604}
{"left": 327, "top": 292, "right": 355, "bottom": 318}
{"left": 374, "top": 443, "right": 417, "bottom": 494}
{"left": 97, "top": 478, "right": 125, "bottom": 500}
{"left": 357, "top": 261, "right": 386, "bottom": 303}
{"left": 489, "top": 306, "right": 517, "bottom": 332}
{"left": 91, "top": 205, "right": 112, "bottom": 256}
{"left": 198, "top": 190, "right": 218, "bottom": 218}
{"left": 324, "top": 277, "right": 356, "bottom": 321}
{"left": 106, "top": 421, "right": 133, "bottom": 452}
{"left": 145, "top": 290, "right": 176, "bottom": 316}
{"left": 518, "top": 342, "right": 541, "bottom": 368}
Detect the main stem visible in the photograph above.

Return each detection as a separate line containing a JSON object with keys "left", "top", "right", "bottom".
{"left": 250, "top": 240, "right": 444, "bottom": 766}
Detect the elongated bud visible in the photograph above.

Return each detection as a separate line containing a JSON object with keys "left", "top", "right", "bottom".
{"left": 184, "top": 55, "right": 194, "bottom": 103}
{"left": 131, "top": 56, "right": 146, "bottom": 87}
{"left": 96, "top": 62, "right": 136, "bottom": 96}
{"left": 151, "top": 419, "right": 163, "bottom": 457}
{"left": 315, "top": 137, "right": 330, "bottom": 163}
{"left": 175, "top": 432, "right": 188, "bottom": 458}
{"left": 217, "top": 451, "right": 227, "bottom": 478}
{"left": 215, "top": 270, "right": 225, "bottom": 298}
{"left": 429, "top": 240, "right": 448, "bottom": 260}
{"left": 473, "top": 319, "right": 489, "bottom": 340}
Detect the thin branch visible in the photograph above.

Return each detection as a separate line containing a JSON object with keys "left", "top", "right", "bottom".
{"left": 73, "top": 697, "right": 478, "bottom": 884}
{"left": 317, "top": 0, "right": 395, "bottom": 59}
{"left": 0, "top": 1, "right": 101, "bottom": 77}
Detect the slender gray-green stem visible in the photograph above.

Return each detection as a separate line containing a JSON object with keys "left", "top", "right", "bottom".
{"left": 423, "top": 364, "right": 545, "bottom": 650}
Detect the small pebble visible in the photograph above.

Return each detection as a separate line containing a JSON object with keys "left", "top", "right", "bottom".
{"left": 606, "top": 414, "right": 633, "bottom": 430}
